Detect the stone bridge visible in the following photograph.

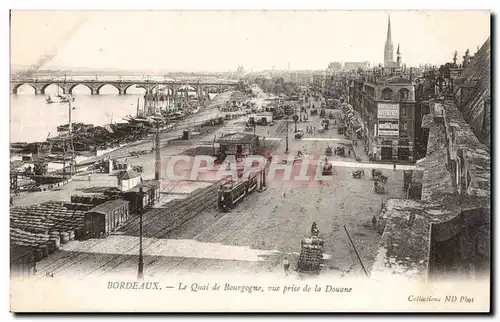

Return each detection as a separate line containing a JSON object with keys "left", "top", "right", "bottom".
{"left": 10, "top": 78, "right": 239, "bottom": 98}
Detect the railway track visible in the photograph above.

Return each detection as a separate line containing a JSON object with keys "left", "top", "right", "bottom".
{"left": 35, "top": 180, "right": 221, "bottom": 278}
{"left": 36, "top": 121, "right": 288, "bottom": 279}
{"left": 82, "top": 186, "right": 222, "bottom": 279}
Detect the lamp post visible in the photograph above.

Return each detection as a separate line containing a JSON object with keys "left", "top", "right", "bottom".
{"left": 285, "top": 120, "right": 289, "bottom": 154}
{"left": 137, "top": 187, "right": 145, "bottom": 280}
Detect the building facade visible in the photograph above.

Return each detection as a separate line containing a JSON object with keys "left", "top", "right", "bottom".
{"left": 360, "top": 75, "right": 417, "bottom": 161}
{"left": 343, "top": 62, "right": 370, "bottom": 71}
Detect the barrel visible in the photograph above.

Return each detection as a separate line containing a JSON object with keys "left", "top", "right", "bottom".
{"left": 47, "top": 238, "right": 58, "bottom": 254}
{"left": 68, "top": 230, "right": 75, "bottom": 241}
{"left": 60, "top": 232, "right": 70, "bottom": 244}
{"left": 75, "top": 228, "right": 84, "bottom": 241}
{"left": 34, "top": 247, "right": 44, "bottom": 261}
{"left": 39, "top": 244, "right": 48, "bottom": 258}
{"left": 301, "top": 237, "right": 324, "bottom": 247}
{"left": 49, "top": 237, "right": 61, "bottom": 250}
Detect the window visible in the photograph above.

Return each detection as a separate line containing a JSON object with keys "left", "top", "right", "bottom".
{"left": 399, "top": 88, "right": 410, "bottom": 101}
{"left": 400, "top": 106, "right": 407, "bottom": 117}
{"left": 399, "top": 139, "right": 409, "bottom": 146}
{"left": 382, "top": 140, "right": 393, "bottom": 146}
{"left": 400, "top": 122, "right": 409, "bottom": 137}
{"left": 381, "top": 88, "right": 393, "bottom": 101}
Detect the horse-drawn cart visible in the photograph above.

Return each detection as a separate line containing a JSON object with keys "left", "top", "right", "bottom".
{"left": 297, "top": 231, "right": 324, "bottom": 275}
{"left": 334, "top": 146, "right": 345, "bottom": 157}
{"left": 352, "top": 169, "right": 364, "bottom": 178}
{"left": 372, "top": 169, "right": 387, "bottom": 183}
{"left": 322, "top": 159, "right": 333, "bottom": 176}
{"left": 294, "top": 130, "right": 304, "bottom": 139}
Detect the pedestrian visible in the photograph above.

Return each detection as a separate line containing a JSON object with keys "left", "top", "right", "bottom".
{"left": 88, "top": 173, "right": 91, "bottom": 181}
{"left": 348, "top": 149, "right": 351, "bottom": 157}
{"left": 283, "top": 257, "right": 290, "bottom": 276}
{"left": 393, "top": 163, "right": 396, "bottom": 171}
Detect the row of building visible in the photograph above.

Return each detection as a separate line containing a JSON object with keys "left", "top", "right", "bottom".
{"left": 310, "top": 45, "right": 489, "bottom": 163}
{"left": 366, "top": 35, "right": 490, "bottom": 279}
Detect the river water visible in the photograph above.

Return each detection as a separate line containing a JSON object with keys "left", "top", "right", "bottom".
{"left": 10, "top": 84, "right": 213, "bottom": 144}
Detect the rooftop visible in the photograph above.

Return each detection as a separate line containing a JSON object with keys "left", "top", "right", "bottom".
{"left": 86, "top": 199, "right": 129, "bottom": 216}
{"left": 217, "top": 132, "right": 257, "bottom": 145}
{"left": 124, "top": 180, "right": 160, "bottom": 194}
{"left": 117, "top": 169, "right": 141, "bottom": 180}
{"left": 453, "top": 37, "right": 490, "bottom": 148}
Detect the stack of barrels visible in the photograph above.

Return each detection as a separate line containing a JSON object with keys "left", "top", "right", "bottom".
{"left": 10, "top": 228, "right": 51, "bottom": 262}
{"left": 70, "top": 194, "right": 117, "bottom": 206}
{"left": 10, "top": 201, "right": 89, "bottom": 262}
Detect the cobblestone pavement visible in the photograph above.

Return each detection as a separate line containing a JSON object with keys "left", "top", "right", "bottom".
{"left": 34, "top": 112, "right": 407, "bottom": 281}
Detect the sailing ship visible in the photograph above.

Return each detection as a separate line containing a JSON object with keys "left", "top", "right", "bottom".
{"left": 45, "top": 94, "right": 75, "bottom": 104}
{"left": 45, "top": 81, "right": 75, "bottom": 104}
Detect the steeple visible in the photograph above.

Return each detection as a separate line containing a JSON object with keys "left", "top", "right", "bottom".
{"left": 386, "top": 15, "right": 392, "bottom": 45}
{"left": 384, "top": 15, "right": 394, "bottom": 67}
{"left": 396, "top": 43, "right": 401, "bottom": 67}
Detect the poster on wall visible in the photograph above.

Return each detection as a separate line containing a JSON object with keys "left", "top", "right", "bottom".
{"left": 378, "top": 120, "right": 399, "bottom": 136}
{"left": 378, "top": 103, "right": 400, "bottom": 119}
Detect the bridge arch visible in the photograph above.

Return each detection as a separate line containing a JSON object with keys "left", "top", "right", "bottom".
{"left": 11, "top": 83, "right": 37, "bottom": 95}
{"left": 96, "top": 83, "right": 121, "bottom": 95}
{"left": 41, "top": 83, "right": 66, "bottom": 95}
{"left": 206, "top": 86, "right": 220, "bottom": 94}
{"left": 123, "top": 84, "right": 151, "bottom": 95}
{"left": 68, "top": 83, "right": 94, "bottom": 95}
{"left": 162, "top": 86, "right": 175, "bottom": 96}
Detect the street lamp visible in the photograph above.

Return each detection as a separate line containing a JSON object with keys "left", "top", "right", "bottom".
{"left": 137, "top": 186, "right": 145, "bottom": 280}
{"left": 285, "top": 120, "right": 289, "bottom": 154}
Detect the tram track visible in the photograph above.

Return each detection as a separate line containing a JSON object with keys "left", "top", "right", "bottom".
{"left": 37, "top": 119, "right": 288, "bottom": 278}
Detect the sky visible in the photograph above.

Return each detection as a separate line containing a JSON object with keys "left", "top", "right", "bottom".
{"left": 10, "top": 10, "right": 491, "bottom": 72}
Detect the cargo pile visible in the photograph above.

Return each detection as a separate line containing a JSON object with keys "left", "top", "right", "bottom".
{"left": 10, "top": 202, "right": 88, "bottom": 262}
{"left": 70, "top": 193, "right": 120, "bottom": 206}
{"left": 297, "top": 244, "right": 323, "bottom": 271}
{"left": 297, "top": 235, "right": 324, "bottom": 274}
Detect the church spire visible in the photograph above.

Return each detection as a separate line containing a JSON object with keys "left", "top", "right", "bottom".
{"left": 397, "top": 43, "right": 402, "bottom": 67}
{"left": 384, "top": 15, "right": 394, "bottom": 67}
{"left": 386, "top": 15, "right": 392, "bottom": 45}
